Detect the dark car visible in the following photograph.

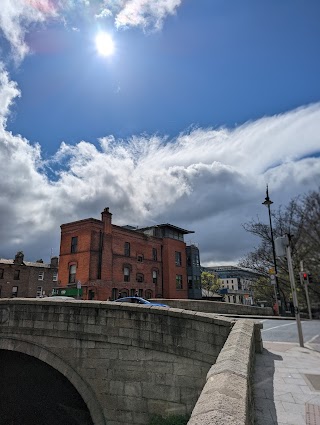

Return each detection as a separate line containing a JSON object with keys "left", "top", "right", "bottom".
{"left": 114, "top": 296, "right": 168, "bottom": 307}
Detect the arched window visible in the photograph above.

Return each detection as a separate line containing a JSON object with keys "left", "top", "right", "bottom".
{"left": 152, "top": 270, "right": 158, "bottom": 284}
{"left": 145, "top": 290, "right": 153, "bottom": 299}
{"left": 124, "top": 267, "right": 130, "bottom": 282}
{"left": 119, "top": 288, "right": 128, "bottom": 297}
{"left": 69, "top": 264, "right": 76, "bottom": 283}
{"left": 112, "top": 288, "right": 118, "bottom": 300}
{"left": 136, "top": 273, "right": 144, "bottom": 283}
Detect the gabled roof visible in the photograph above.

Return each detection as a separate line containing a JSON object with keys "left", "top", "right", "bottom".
{"left": 0, "top": 259, "right": 51, "bottom": 268}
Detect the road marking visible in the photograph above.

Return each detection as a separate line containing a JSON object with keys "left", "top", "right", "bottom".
{"left": 259, "top": 319, "right": 267, "bottom": 323}
{"left": 306, "top": 334, "right": 320, "bottom": 344}
{"left": 261, "top": 322, "right": 296, "bottom": 332}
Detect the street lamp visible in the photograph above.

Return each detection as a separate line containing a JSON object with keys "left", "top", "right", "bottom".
{"left": 262, "top": 185, "right": 282, "bottom": 315}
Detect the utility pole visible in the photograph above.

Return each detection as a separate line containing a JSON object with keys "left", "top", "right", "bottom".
{"left": 275, "top": 235, "right": 304, "bottom": 347}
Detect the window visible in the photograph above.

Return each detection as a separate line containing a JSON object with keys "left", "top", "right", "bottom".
{"left": 124, "top": 242, "right": 130, "bottom": 257}
{"left": 145, "top": 289, "right": 152, "bottom": 299}
{"left": 14, "top": 270, "right": 20, "bottom": 280}
{"left": 69, "top": 264, "right": 76, "bottom": 283}
{"left": 136, "top": 273, "right": 144, "bottom": 283}
{"left": 12, "top": 286, "right": 18, "bottom": 297}
{"left": 176, "top": 274, "right": 183, "bottom": 290}
{"left": 112, "top": 288, "right": 118, "bottom": 300}
{"left": 175, "top": 251, "right": 182, "bottom": 266}
{"left": 137, "top": 255, "right": 143, "bottom": 262}
{"left": 138, "top": 289, "right": 143, "bottom": 297}
{"left": 130, "top": 288, "right": 136, "bottom": 297}
{"left": 36, "top": 286, "right": 43, "bottom": 298}
{"left": 193, "top": 253, "right": 200, "bottom": 267}
{"left": 0, "top": 269, "right": 3, "bottom": 279}
{"left": 152, "top": 248, "right": 157, "bottom": 261}
{"left": 188, "top": 276, "right": 193, "bottom": 289}
{"left": 152, "top": 270, "right": 158, "bottom": 284}
{"left": 71, "top": 236, "right": 78, "bottom": 253}
{"left": 52, "top": 271, "right": 58, "bottom": 282}
{"left": 38, "top": 271, "right": 44, "bottom": 281}
{"left": 124, "top": 267, "right": 130, "bottom": 282}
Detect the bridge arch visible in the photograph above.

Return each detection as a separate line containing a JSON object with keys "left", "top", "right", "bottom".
{"left": 0, "top": 336, "right": 105, "bottom": 425}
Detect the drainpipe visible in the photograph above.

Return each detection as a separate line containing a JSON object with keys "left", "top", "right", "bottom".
{"left": 97, "top": 230, "right": 103, "bottom": 279}
{"left": 161, "top": 245, "right": 164, "bottom": 298}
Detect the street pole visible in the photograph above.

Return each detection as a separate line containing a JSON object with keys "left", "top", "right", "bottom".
{"left": 262, "top": 186, "right": 282, "bottom": 315}
{"left": 286, "top": 241, "right": 304, "bottom": 347}
{"left": 275, "top": 235, "right": 304, "bottom": 347}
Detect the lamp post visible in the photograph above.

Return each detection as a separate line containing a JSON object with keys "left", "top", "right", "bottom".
{"left": 262, "top": 186, "right": 282, "bottom": 315}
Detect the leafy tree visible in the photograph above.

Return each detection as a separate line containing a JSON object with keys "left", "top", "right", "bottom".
{"left": 201, "top": 271, "right": 220, "bottom": 295}
{"left": 240, "top": 188, "right": 320, "bottom": 309}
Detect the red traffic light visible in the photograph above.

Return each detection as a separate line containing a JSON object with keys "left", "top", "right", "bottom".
{"left": 303, "top": 273, "right": 308, "bottom": 280}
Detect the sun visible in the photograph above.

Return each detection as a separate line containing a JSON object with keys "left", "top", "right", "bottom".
{"left": 95, "top": 32, "right": 114, "bottom": 56}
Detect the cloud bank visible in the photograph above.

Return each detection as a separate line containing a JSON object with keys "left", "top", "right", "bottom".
{"left": 0, "top": 68, "right": 319, "bottom": 263}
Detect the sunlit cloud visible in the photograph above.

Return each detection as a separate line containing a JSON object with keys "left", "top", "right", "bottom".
{"left": 0, "top": 0, "right": 58, "bottom": 61}
{"left": 115, "top": 0, "right": 182, "bottom": 29}
{"left": 0, "top": 70, "right": 319, "bottom": 262}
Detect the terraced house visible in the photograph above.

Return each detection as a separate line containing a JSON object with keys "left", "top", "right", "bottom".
{"left": 58, "top": 207, "right": 195, "bottom": 301}
{"left": 0, "top": 251, "right": 59, "bottom": 298}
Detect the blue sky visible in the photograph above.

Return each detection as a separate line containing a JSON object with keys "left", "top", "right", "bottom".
{"left": 0, "top": 0, "right": 320, "bottom": 264}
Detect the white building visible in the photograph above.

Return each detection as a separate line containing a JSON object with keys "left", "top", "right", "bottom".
{"left": 202, "top": 266, "right": 257, "bottom": 305}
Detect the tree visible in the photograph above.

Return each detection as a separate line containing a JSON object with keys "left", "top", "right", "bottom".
{"left": 240, "top": 188, "right": 320, "bottom": 309}
{"left": 201, "top": 271, "right": 220, "bottom": 296}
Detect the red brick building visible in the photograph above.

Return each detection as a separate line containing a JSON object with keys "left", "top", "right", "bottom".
{"left": 58, "top": 208, "right": 194, "bottom": 300}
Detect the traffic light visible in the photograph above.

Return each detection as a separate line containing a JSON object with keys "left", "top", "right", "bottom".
{"left": 308, "top": 274, "right": 313, "bottom": 284}
{"left": 300, "top": 272, "right": 309, "bottom": 285}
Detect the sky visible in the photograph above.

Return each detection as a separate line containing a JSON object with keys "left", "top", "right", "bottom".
{"left": 0, "top": 0, "right": 320, "bottom": 265}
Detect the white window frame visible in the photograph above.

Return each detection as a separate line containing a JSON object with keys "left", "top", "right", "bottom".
{"left": 38, "top": 271, "right": 44, "bottom": 281}
{"left": 52, "top": 271, "right": 58, "bottom": 282}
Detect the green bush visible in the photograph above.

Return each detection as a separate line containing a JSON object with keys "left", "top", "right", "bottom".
{"left": 148, "top": 414, "right": 189, "bottom": 425}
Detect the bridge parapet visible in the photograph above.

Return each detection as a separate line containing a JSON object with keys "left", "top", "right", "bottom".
{"left": 0, "top": 299, "right": 235, "bottom": 425}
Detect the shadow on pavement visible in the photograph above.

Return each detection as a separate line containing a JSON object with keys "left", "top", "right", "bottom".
{"left": 254, "top": 349, "right": 283, "bottom": 425}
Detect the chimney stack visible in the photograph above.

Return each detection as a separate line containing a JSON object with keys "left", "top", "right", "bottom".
{"left": 14, "top": 251, "right": 24, "bottom": 265}
{"left": 101, "top": 207, "right": 112, "bottom": 234}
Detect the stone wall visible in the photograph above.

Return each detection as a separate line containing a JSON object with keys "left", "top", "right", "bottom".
{"left": 152, "top": 299, "right": 273, "bottom": 316}
{"left": 188, "top": 320, "right": 261, "bottom": 425}
{"left": 0, "top": 299, "right": 235, "bottom": 425}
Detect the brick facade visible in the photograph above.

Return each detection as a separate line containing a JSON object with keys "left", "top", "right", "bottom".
{"left": 0, "top": 252, "right": 59, "bottom": 298}
{"left": 58, "top": 208, "right": 193, "bottom": 300}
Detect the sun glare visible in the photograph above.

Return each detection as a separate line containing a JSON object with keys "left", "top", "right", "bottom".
{"left": 95, "top": 32, "right": 114, "bottom": 56}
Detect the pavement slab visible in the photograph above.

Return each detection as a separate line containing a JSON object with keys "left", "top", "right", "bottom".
{"left": 254, "top": 342, "right": 320, "bottom": 425}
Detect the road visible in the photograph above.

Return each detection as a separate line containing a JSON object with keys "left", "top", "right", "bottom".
{"left": 258, "top": 319, "right": 320, "bottom": 351}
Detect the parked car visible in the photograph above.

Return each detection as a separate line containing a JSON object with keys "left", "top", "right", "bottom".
{"left": 114, "top": 296, "right": 168, "bottom": 307}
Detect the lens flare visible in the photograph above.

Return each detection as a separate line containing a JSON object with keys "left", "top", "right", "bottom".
{"left": 95, "top": 32, "right": 114, "bottom": 56}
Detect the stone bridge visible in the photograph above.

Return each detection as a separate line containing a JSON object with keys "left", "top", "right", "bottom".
{"left": 0, "top": 299, "right": 236, "bottom": 425}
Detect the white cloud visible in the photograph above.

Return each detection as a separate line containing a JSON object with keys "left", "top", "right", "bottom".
{"left": 0, "top": 69, "right": 319, "bottom": 263}
{"left": 0, "top": 0, "right": 57, "bottom": 61}
{"left": 101, "top": 0, "right": 182, "bottom": 30}
{"left": 0, "top": 0, "right": 184, "bottom": 63}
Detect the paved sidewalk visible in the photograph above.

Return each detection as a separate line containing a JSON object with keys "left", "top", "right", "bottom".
{"left": 254, "top": 341, "right": 320, "bottom": 425}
